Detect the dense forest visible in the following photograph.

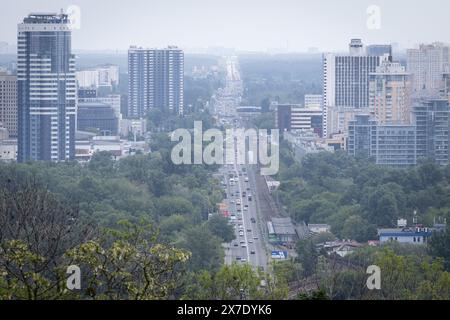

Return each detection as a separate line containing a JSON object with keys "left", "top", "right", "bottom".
{"left": 276, "top": 141, "right": 450, "bottom": 242}
{"left": 267, "top": 141, "right": 450, "bottom": 299}
{"left": 0, "top": 133, "right": 288, "bottom": 299}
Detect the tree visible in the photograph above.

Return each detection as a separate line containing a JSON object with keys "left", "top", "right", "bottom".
{"left": 180, "top": 226, "right": 223, "bottom": 272}
{"left": 66, "top": 221, "right": 190, "bottom": 300}
{"left": 206, "top": 215, "right": 235, "bottom": 243}
{"left": 341, "top": 215, "right": 377, "bottom": 242}
{"left": 429, "top": 224, "right": 450, "bottom": 271}
{"left": 295, "top": 239, "right": 318, "bottom": 277}
{"left": 88, "top": 151, "right": 116, "bottom": 176}
{"left": 0, "top": 182, "right": 95, "bottom": 299}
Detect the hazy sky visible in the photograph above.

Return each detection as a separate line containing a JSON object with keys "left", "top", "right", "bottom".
{"left": 2, "top": 0, "right": 450, "bottom": 52}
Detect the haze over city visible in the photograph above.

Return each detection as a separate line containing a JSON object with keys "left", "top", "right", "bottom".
{"left": 2, "top": 0, "right": 450, "bottom": 52}
{"left": 3, "top": 0, "right": 450, "bottom": 310}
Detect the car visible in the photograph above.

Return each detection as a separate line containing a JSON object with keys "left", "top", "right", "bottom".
{"left": 240, "top": 240, "right": 245, "bottom": 244}
{"left": 253, "top": 236, "right": 259, "bottom": 240}
{"left": 243, "top": 207, "right": 248, "bottom": 211}
{"left": 247, "top": 187, "right": 250, "bottom": 191}
{"left": 251, "top": 218, "right": 256, "bottom": 223}
{"left": 241, "top": 245, "right": 247, "bottom": 248}
{"left": 241, "top": 258, "right": 247, "bottom": 262}
{"left": 230, "top": 200, "right": 235, "bottom": 204}
{"left": 233, "top": 243, "right": 239, "bottom": 247}
{"left": 236, "top": 257, "right": 242, "bottom": 261}
{"left": 250, "top": 250, "right": 256, "bottom": 254}
{"left": 239, "top": 233, "right": 244, "bottom": 237}
{"left": 247, "top": 229, "right": 252, "bottom": 232}
{"left": 248, "top": 240, "right": 253, "bottom": 244}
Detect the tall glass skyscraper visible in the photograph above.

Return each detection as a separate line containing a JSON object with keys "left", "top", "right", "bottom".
{"left": 17, "top": 13, "right": 76, "bottom": 162}
{"left": 128, "top": 46, "right": 184, "bottom": 118}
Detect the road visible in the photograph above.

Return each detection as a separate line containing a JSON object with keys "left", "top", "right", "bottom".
{"left": 216, "top": 57, "right": 268, "bottom": 272}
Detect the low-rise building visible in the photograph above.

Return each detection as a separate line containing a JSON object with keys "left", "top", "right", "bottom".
{"left": 0, "top": 139, "right": 17, "bottom": 161}
{"left": 268, "top": 217, "right": 298, "bottom": 244}
{"left": 77, "top": 102, "right": 119, "bottom": 136}
{"left": 378, "top": 227, "right": 432, "bottom": 245}
{"left": 120, "top": 118, "right": 147, "bottom": 138}
{"left": 75, "top": 136, "right": 149, "bottom": 163}
{"left": 318, "top": 240, "right": 363, "bottom": 257}
{"left": 275, "top": 103, "right": 323, "bottom": 136}
{"left": 308, "top": 224, "right": 331, "bottom": 234}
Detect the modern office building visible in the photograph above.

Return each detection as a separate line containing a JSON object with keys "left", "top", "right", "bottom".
{"left": 323, "top": 39, "right": 388, "bottom": 137}
{"left": 369, "top": 61, "right": 412, "bottom": 124}
{"left": 0, "top": 72, "right": 17, "bottom": 138}
{"left": 17, "top": 13, "right": 76, "bottom": 162}
{"left": 275, "top": 104, "right": 323, "bottom": 136}
{"left": 412, "top": 99, "right": 450, "bottom": 165}
{"left": 78, "top": 89, "right": 121, "bottom": 120}
{"left": 347, "top": 115, "right": 417, "bottom": 168}
{"left": 407, "top": 43, "right": 450, "bottom": 96}
{"left": 128, "top": 46, "right": 184, "bottom": 117}
{"left": 77, "top": 102, "right": 118, "bottom": 136}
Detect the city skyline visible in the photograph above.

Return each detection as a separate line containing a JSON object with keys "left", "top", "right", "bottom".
{"left": 1, "top": 0, "right": 450, "bottom": 53}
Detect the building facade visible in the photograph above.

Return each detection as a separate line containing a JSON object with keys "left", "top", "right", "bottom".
{"left": 407, "top": 43, "right": 450, "bottom": 96}
{"left": 347, "top": 115, "right": 417, "bottom": 168}
{"left": 323, "top": 39, "right": 388, "bottom": 137}
{"left": 128, "top": 46, "right": 184, "bottom": 117}
{"left": 76, "top": 64, "right": 119, "bottom": 91}
{"left": 304, "top": 94, "right": 323, "bottom": 108}
{"left": 17, "top": 13, "right": 76, "bottom": 162}
{"left": 275, "top": 104, "right": 323, "bottom": 136}
{"left": 77, "top": 102, "right": 118, "bottom": 136}
{"left": 0, "top": 72, "right": 17, "bottom": 138}
{"left": 369, "top": 61, "right": 412, "bottom": 124}
{"left": 412, "top": 99, "right": 450, "bottom": 165}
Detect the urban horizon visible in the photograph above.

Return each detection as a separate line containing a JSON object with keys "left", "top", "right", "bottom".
{"left": 2, "top": 0, "right": 450, "bottom": 312}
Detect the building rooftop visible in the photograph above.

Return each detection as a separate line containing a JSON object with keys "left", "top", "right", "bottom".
{"left": 378, "top": 227, "right": 432, "bottom": 237}
{"left": 23, "top": 13, "right": 69, "bottom": 24}
{"left": 271, "top": 217, "right": 297, "bottom": 235}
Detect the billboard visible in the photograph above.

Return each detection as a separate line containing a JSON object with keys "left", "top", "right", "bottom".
{"left": 271, "top": 251, "right": 288, "bottom": 260}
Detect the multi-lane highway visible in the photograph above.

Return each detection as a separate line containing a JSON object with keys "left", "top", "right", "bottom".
{"left": 215, "top": 57, "right": 268, "bottom": 272}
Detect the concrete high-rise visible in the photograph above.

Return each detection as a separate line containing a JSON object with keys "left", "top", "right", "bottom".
{"left": 407, "top": 43, "right": 450, "bottom": 96}
{"left": 17, "top": 13, "right": 76, "bottom": 162}
{"left": 128, "top": 46, "right": 184, "bottom": 117}
{"left": 412, "top": 99, "right": 450, "bottom": 165}
{"left": 369, "top": 61, "right": 412, "bottom": 124}
{"left": 0, "top": 72, "right": 17, "bottom": 138}
{"left": 323, "top": 39, "right": 388, "bottom": 137}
